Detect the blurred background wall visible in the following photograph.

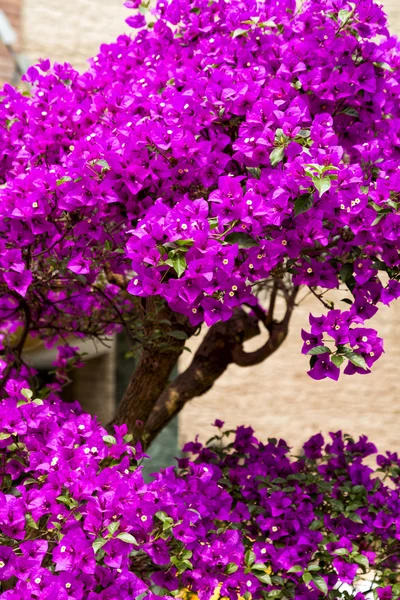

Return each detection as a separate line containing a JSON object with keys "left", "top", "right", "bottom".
{"left": 0, "top": 0, "right": 399, "bottom": 457}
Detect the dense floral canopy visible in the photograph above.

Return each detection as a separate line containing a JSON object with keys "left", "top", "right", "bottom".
{"left": 1, "top": 390, "right": 400, "bottom": 599}
{"left": 1, "top": 0, "right": 400, "bottom": 386}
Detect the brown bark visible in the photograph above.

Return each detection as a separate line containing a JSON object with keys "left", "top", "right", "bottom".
{"left": 144, "top": 286, "right": 299, "bottom": 445}
{"left": 108, "top": 283, "right": 299, "bottom": 445}
{"left": 107, "top": 336, "right": 186, "bottom": 436}
{"left": 143, "top": 308, "right": 261, "bottom": 443}
{"left": 107, "top": 299, "right": 195, "bottom": 437}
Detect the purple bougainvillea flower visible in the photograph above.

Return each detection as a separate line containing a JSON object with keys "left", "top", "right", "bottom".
{"left": 3, "top": 270, "right": 32, "bottom": 297}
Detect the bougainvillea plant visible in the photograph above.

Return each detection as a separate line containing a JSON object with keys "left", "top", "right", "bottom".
{"left": 1, "top": 0, "right": 400, "bottom": 437}
{"left": 1, "top": 392, "right": 400, "bottom": 599}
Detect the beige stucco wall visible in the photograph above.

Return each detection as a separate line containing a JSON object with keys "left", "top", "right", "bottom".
{"left": 179, "top": 296, "right": 400, "bottom": 454}
{"left": 17, "top": 0, "right": 400, "bottom": 451}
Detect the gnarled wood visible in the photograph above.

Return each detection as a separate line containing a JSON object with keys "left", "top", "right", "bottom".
{"left": 143, "top": 309, "right": 262, "bottom": 445}
{"left": 108, "top": 283, "right": 299, "bottom": 445}
{"left": 107, "top": 300, "right": 194, "bottom": 437}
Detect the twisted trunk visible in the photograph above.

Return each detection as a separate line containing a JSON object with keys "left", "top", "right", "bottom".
{"left": 108, "top": 336, "right": 187, "bottom": 437}
{"left": 108, "top": 284, "right": 299, "bottom": 444}
{"left": 143, "top": 308, "right": 261, "bottom": 445}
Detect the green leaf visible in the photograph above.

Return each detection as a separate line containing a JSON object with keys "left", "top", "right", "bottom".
{"left": 392, "top": 584, "right": 400, "bottom": 598}
{"left": 331, "top": 355, "right": 344, "bottom": 368}
{"left": 175, "top": 239, "right": 194, "bottom": 247}
{"left": 313, "top": 177, "right": 331, "bottom": 197}
{"left": 225, "top": 562, "right": 239, "bottom": 575}
{"left": 373, "top": 61, "right": 393, "bottom": 72}
{"left": 348, "top": 512, "right": 363, "bottom": 524}
{"left": 270, "top": 146, "right": 285, "bottom": 167}
{"left": 232, "top": 28, "right": 249, "bottom": 38}
{"left": 307, "top": 345, "right": 331, "bottom": 355}
{"left": 172, "top": 254, "right": 187, "bottom": 278}
{"left": 245, "top": 549, "right": 256, "bottom": 567}
{"left": 307, "top": 564, "right": 321, "bottom": 571}
{"left": 247, "top": 167, "right": 261, "bottom": 179}
{"left": 108, "top": 520, "right": 120, "bottom": 535}
{"left": 372, "top": 213, "right": 386, "bottom": 226}
{"left": 345, "top": 352, "right": 368, "bottom": 371}
{"left": 56, "top": 495, "right": 74, "bottom": 507}
{"left": 21, "top": 388, "right": 33, "bottom": 400}
{"left": 287, "top": 565, "right": 303, "bottom": 573}
{"left": 92, "top": 538, "right": 107, "bottom": 553}
{"left": 116, "top": 532, "right": 138, "bottom": 545}
{"left": 340, "top": 107, "right": 359, "bottom": 118}
{"left": 309, "top": 519, "right": 323, "bottom": 530}
{"left": 294, "top": 193, "right": 314, "bottom": 216}
{"left": 102, "top": 435, "right": 116, "bottom": 445}
{"left": 175, "top": 559, "right": 193, "bottom": 574}
{"left": 255, "top": 573, "right": 272, "bottom": 585}
{"left": 0, "top": 433, "right": 11, "bottom": 441}
{"left": 155, "top": 511, "right": 170, "bottom": 522}
{"left": 333, "top": 548, "right": 348, "bottom": 556}
{"left": 25, "top": 513, "right": 39, "bottom": 530}
{"left": 302, "top": 572, "right": 312, "bottom": 585}
{"left": 6, "top": 118, "right": 19, "bottom": 130}
{"left": 96, "top": 159, "right": 110, "bottom": 171}
{"left": 225, "top": 232, "right": 258, "bottom": 248}
{"left": 338, "top": 9, "right": 352, "bottom": 24}
{"left": 56, "top": 176, "right": 72, "bottom": 186}
{"left": 353, "top": 553, "right": 369, "bottom": 570}
{"left": 297, "top": 129, "right": 310, "bottom": 138}
{"left": 252, "top": 563, "right": 269, "bottom": 571}
{"left": 168, "top": 330, "right": 188, "bottom": 340}
{"left": 340, "top": 263, "right": 353, "bottom": 283}
{"left": 313, "top": 575, "right": 328, "bottom": 595}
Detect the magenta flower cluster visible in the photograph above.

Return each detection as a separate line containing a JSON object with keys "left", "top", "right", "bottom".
{"left": 0, "top": 0, "right": 400, "bottom": 383}
{"left": 1, "top": 390, "right": 400, "bottom": 599}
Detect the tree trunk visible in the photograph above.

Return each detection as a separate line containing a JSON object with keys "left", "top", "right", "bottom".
{"left": 108, "top": 284, "right": 299, "bottom": 444}
{"left": 143, "top": 308, "right": 261, "bottom": 444}
{"left": 107, "top": 299, "right": 194, "bottom": 438}
{"left": 107, "top": 336, "right": 187, "bottom": 438}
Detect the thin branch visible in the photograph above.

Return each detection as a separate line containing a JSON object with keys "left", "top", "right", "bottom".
{"left": 231, "top": 286, "right": 299, "bottom": 367}
{"left": 104, "top": 264, "right": 128, "bottom": 290}
{"left": 308, "top": 286, "right": 333, "bottom": 310}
